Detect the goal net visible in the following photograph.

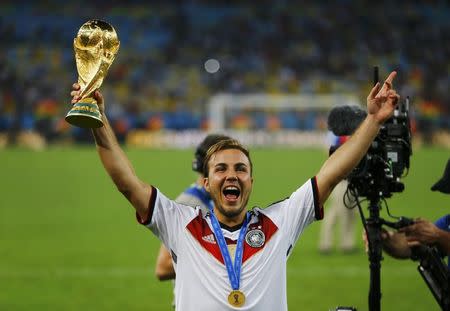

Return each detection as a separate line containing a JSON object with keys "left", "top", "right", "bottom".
{"left": 207, "top": 93, "right": 360, "bottom": 148}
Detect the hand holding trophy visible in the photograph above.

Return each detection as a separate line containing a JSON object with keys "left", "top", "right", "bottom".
{"left": 65, "top": 20, "right": 120, "bottom": 128}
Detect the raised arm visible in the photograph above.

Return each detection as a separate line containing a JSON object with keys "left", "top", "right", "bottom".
{"left": 316, "top": 71, "right": 400, "bottom": 205}
{"left": 70, "top": 84, "right": 152, "bottom": 220}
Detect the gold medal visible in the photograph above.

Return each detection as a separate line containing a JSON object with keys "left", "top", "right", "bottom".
{"left": 228, "top": 290, "right": 245, "bottom": 307}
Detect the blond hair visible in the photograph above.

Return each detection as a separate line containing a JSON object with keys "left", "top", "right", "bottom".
{"left": 202, "top": 139, "right": 253, "bottom": 177}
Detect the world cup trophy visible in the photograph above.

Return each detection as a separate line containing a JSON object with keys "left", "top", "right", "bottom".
{"left": 65, "top": 20, "right": 120, "bottom": 128}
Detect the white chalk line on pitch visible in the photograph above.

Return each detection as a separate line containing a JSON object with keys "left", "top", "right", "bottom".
{"left": 0, "top": 266, "right": 416, "bottom": 278}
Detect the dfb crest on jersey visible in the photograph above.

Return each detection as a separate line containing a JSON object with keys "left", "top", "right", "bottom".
{"left": 245, "top": 229, "right": 265, "bottom": 248}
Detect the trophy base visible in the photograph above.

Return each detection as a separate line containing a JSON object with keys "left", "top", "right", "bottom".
{"left": 65, "top": 99, "right": 104, "bottom": 128}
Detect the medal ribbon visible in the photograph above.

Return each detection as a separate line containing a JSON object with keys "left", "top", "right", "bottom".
{"left": 208, "top": 208, "right": 250, "bottom": 291}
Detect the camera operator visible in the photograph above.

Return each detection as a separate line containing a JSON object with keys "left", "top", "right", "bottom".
{"left": 381, "top": 218, "right": 450, "bottom": 264}
{"left": 385, "top": 159, "right": 450, "bottom": 265}
{"left": 362, "top": 159, "right": 450, "bottom": 311}
{"left": 364, "top": 159, "right": 450, "bottom": 267}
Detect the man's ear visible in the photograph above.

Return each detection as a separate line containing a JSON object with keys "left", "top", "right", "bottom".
{"left": 204, "top": 177, "right": 210, "bottom": 192}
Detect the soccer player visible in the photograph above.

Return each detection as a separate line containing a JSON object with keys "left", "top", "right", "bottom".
{"left": 70, "top": 71, "right": 400, "bottom": 310}
{"left": 154, "top": 134, "right": 230, "bottom": 308}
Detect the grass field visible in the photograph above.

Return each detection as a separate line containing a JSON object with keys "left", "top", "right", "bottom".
{"left": 0, "top": 145, "right": 448, "bottom": 310}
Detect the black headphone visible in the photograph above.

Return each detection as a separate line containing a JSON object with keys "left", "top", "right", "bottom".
{"left": 192, "top": 134, "right": 231, "bottom": 174}
{"left": 192, "top": 151, "right": 204, "bottom": 173}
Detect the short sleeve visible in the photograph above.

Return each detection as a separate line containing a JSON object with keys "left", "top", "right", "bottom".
{"left": 138, "top": 187, "right": 197, "bottom": 254}
{"left": 263, "top": 177, "right": 322, "bottom": 248}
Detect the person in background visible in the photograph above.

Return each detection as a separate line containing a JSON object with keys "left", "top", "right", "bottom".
{"left": 373, "top": 159, "right": 450, "bottom": 267}
{"left": 319, "top": 134, "right": 358, "bottom": 254}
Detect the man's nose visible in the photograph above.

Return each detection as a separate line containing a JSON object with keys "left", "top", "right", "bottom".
{"left": 226, "top": 175, "right": 238, "bottom": 182}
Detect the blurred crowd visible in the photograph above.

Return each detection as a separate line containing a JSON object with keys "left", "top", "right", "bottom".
{"left": 0, "top": 0, "right": 449, "bottom": 146}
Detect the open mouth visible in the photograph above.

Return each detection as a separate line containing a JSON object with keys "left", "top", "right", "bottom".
{"left": 223, "top": 186, "right": 241, "bottom": 201}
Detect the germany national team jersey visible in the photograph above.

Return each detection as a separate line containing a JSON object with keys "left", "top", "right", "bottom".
{"left": 138, "top": 178, "right": 323, "bottom": 311}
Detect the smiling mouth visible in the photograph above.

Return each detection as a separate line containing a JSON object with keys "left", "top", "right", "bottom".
{"left": 223, "top": 186, "right": 241, "bottom": 201}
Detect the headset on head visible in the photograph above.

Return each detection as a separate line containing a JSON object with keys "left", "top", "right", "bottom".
{"left": 192, "top": 134, "right": 231, "bottom": 175}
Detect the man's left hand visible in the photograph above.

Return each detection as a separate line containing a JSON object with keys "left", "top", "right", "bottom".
{"left": 366, "top": 71, "right": 400, "bottom": 124}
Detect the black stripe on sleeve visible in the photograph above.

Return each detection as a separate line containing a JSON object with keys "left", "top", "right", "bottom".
{"left": 286, "top": 244, "right": 293, "bottom": 257}
{"left": 311, "top": 177, "right": 324, "bottom": 220}
{"left": 136, "top": 186, "right": 157, "bottom": 225}
{"left": 170, "top": 249, "right": 178, "bottom": 264}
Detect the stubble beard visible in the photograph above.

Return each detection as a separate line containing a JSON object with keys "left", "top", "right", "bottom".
{"left": 213, "top": 195, "right": 250, "bottom": 220}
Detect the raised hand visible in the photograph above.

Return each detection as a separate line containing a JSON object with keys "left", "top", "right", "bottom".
{"left": 366, "top": 71, "right": 400, "bottom": 124}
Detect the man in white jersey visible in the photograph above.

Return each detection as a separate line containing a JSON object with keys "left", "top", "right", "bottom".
{"left": 70, "top": 71, "right": 400, "bottom": 310}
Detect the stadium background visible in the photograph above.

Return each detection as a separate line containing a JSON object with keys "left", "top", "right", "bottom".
{"left": 0, "top": 1, "right": 449, "bottom": 310}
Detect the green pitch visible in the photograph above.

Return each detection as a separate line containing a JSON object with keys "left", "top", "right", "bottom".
{"left": 0, "top": 146, "right": 448, "bottom": 310}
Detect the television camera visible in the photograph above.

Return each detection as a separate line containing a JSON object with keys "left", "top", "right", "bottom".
{"left": 328, "top": 73, "right": 449, "bottom": 310}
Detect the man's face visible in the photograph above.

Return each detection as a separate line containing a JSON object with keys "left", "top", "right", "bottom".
{"left": 204, "top": 148, "right": 253, "bottom": 222}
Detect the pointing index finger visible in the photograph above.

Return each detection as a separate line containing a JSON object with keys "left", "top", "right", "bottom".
{"left": 384, "top": 71, "right": 397, "bottom": 86}
{"left": 377, "top": 71, "right": 397, "bottom": 96}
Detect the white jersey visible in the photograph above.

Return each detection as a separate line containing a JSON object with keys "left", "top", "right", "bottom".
{"left": 138, "top": 178, "right": 323, "bottom": 311}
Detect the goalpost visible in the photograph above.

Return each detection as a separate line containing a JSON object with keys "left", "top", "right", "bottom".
{"left": 207, "top": 93, "right": 361, "bottom": 148}
{"left": 126, "top": 93, "right": 362, "bottom": 149}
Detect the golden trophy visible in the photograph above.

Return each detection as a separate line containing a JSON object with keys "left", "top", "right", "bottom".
{"left": 65, "top": 20, "right": 120, "bottom": 128}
